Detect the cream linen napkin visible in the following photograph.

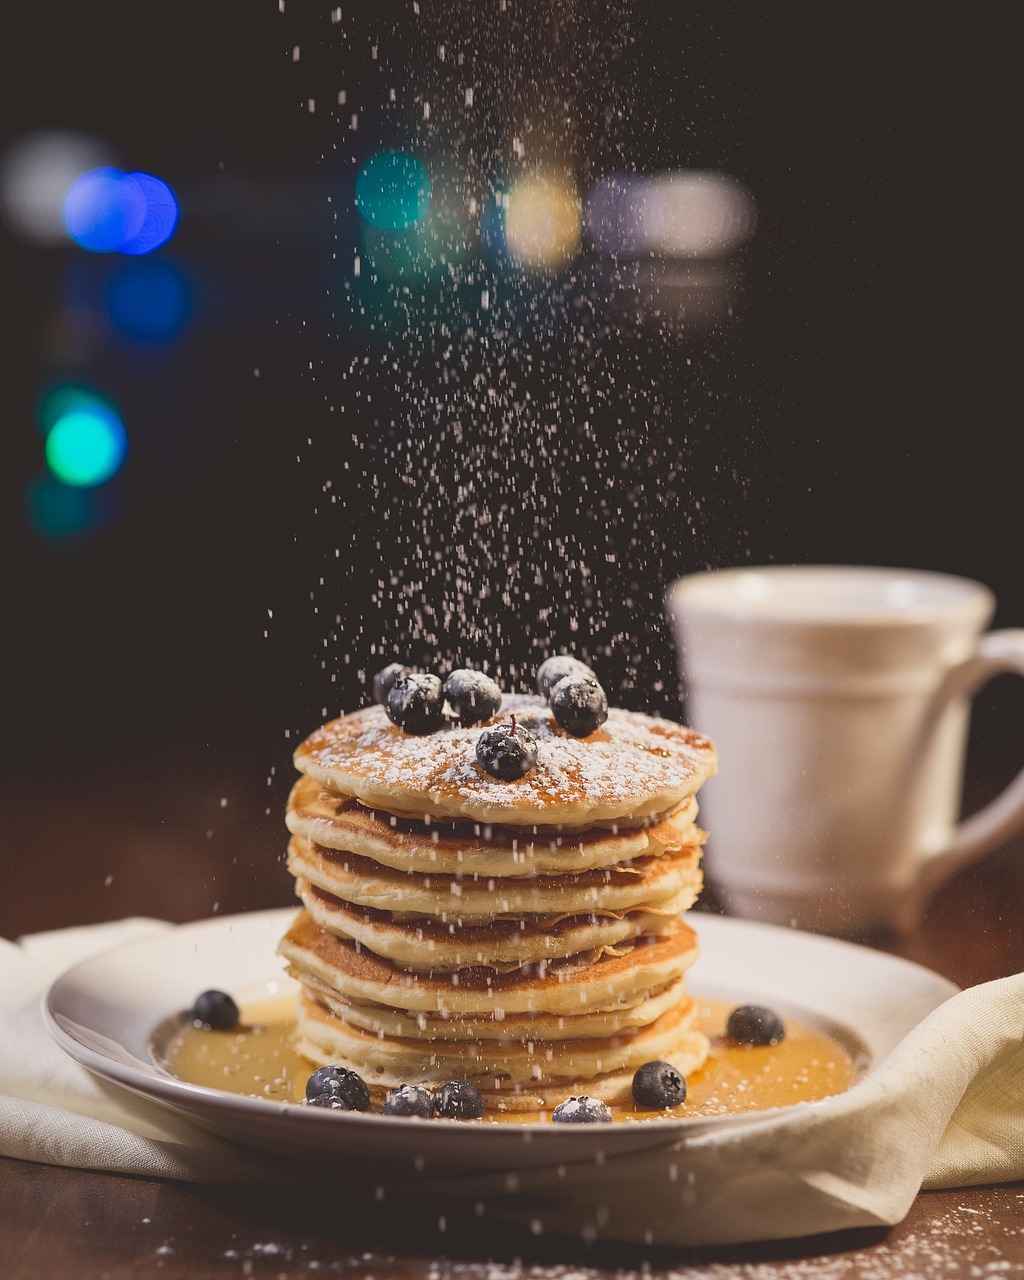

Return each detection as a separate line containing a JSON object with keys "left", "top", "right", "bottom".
{"left": 0, "top": 920, "right": 277, "bottom": 1185}
{"left": 2, "top": 918, "right": 1022, "bottom": 1247}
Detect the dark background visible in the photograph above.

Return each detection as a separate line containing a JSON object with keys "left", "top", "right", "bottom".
{"left": 2, "top": 2, "right": 1021, "bottom": 931}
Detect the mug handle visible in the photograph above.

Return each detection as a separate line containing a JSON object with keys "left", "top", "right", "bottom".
{"left": 919, "top": 628, "right": 1024, "bottom": 898}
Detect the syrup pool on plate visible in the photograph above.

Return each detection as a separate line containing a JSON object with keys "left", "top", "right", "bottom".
{"left": 157, "top": 995, "right": 863, "bottom": 1122}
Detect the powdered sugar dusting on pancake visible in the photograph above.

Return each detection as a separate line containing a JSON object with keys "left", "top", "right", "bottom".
{"left": 294, "top": 694, "right": 716, "bottom": 824}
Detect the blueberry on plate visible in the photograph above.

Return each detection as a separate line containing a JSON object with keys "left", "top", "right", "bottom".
{"left": 631, "top": 1060, "right": 687, "bottom": 1110}
{"left": 304, "top": 1065, "right": 371, "bottom": 1111}
{"left": 443, "top": 669, "right": 502, "bottom": 725}
{"left": 382, "top": 1084, "right": 435, "bottom": 1117}
{"left": 306, "top": 1091, "right": 347, "bottom": 1110}
{"left": 536, "top": 654, "right": 597, "bottom": 701}
{"left": 551, "top": 1095, "right": 612, "bottom": 1124}
{"left": 476, "top": 719, "right": 539, "bottom": 780}
{"left": 549, "top": 674, "right": 608, "bottom": 738}
{"left": 726, "top": 1004, "right": 786, "bottom": 1047}
{"left": 433, "top": 1080, "right": 485, "bottom": 1120}
{"left": 191, "top": 989, "right": 239, "bottom": 1031}
{"left": 373, "top": 662, "right": 409, "bottom": 705}
{"left": 385, "top": 673, "right": 445, "bottom": 734}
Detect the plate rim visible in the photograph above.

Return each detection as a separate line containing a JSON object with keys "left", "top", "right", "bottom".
{"left": 43, "top": 906, "right": 961, "bottom": 1149}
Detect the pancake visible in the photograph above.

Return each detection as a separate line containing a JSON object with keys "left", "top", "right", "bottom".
{"left": 298, "top": 972, "right": 691, "bottom": 1041}
{"left": 282, "top": 674, "right": 716, "bottom": 1115}
{"left": 293, "top": 694, "right": 717, "bottom": 827}
{"left": 295, "top": 880, "right": 688, "bottom": 969}
{"left": 278, "top": 908, "right": 701, "bottom": 1016}
{"left": 286, "top": 775, "right": 700, "bottom": 876}
{"left": 295, "top": 990, "right": 709, "bottom": 1110}
{"left": 286, "top": 833, "right": 704, "bottom": 922}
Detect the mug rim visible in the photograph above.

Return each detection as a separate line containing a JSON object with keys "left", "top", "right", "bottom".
{"left": 666, "top": 564, "right": 995, "bottom": 627}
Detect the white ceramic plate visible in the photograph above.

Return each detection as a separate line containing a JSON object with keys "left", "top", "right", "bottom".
{"left": 44, "top": 908, "right": 958, "bottom": 1174}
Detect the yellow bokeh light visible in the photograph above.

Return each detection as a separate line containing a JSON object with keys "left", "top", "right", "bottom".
{"left": 504, "top": 170, "right": 581, "bottom": 269}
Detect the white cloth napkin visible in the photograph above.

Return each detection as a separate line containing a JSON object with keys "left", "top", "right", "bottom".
{"left": 0, "top": 920, "right": 285, "bottom": 1184}
{"left": 2, "top": 918, "right": 1023, "bottom": 1247}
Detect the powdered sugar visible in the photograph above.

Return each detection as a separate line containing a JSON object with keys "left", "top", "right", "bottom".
{"left": 294, "top": 695, "right": 716, "bottom": 824}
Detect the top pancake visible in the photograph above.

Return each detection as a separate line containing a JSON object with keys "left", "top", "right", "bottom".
{"left": 294, "top": 694, "right": 717, "bottom": 826}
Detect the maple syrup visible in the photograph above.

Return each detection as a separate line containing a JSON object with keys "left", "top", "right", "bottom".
{"left": 158, "top": 995, "right": 861, "bottom": 1122}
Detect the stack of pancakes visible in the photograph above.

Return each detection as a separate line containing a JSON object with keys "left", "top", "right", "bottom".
{"left": 278, "top": 692, "right": 717, "bottom": 1113}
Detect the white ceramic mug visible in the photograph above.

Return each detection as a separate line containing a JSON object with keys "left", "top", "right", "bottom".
{"left": 666, "top": 565, "right": 1024, "bottom": 936}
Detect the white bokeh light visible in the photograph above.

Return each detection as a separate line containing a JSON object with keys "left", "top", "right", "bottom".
{"left": 0, "top": 130, "right": 117, "bottom": 245}
{"left": 586, "top": 170, "right": 755, "bottom": 259}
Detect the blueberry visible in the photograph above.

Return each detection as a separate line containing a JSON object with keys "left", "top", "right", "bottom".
{"left": 443, "top": 669, "right": 502, "bottom": 724}
{"left": 631, "top": 1060, "right": 687, "bottom": 1110}
{"left": 382, "top": 1084, "right": 435, "bottom": 1118}
{"left": 551, "top": 1095, "right": 612, "bottom": 1124}
{"left": 385, "top": 673, "right": 445, "bottom": 734}
{"left": 305, "top": 1065, "right": 371, "bottom": 1111}
{"left": 373, "top": 662, "right": 409, "bottom": 705}
{"left": 191, "top": 989, "right": 239, "bottom": 1031}
{"left": 433, "top": 1080, "right": 485, "bottom": 1120}
{"left": 476, "top": 719, "right": 539, "bottom": 780}
{"left": 306, "top": 1091, "right": 347, "bottom": 1110}
{"left": 549, "top": 675, "right": 608, "bottom": 737}
{"left": 726, "top": 1004, "right": 786, "bottom": 1047}
{"left": 536, "top": 655, "right": 598, "bottom": 701}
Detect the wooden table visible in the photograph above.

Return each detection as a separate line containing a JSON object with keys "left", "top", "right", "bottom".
{"left": 2, "top": 751, "right": 1023, "bottom": 1278}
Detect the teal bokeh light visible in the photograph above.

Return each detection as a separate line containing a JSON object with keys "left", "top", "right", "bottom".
{"left": 45, "top": 402, "right": 128, "bottom": 487}
{"left": 39, "top": 385, "right": 114, "bottom": 435}
{"left": 355, "top": 152, "right": 431, "bottom": 232}
{"left": 26, "top": 476, "right": 95, "bottom": 539}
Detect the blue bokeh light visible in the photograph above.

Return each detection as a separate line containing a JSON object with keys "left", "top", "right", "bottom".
{"left": 64, "top": 167, "right": 144, "bottom": 252}
{"left": 106, "top": 258, "right": 191, "bottom": 341}
{"left": 64, "top": 167, "right": 178, "bottom": 254}
{"left": 480, "top": 200, "right": 510, "bottom": 266}
{"left": 119, "top": 173, "right": 178, "bottom": 255}
{"left": 355, "top": 152, "right": 431, "bottom": 232}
